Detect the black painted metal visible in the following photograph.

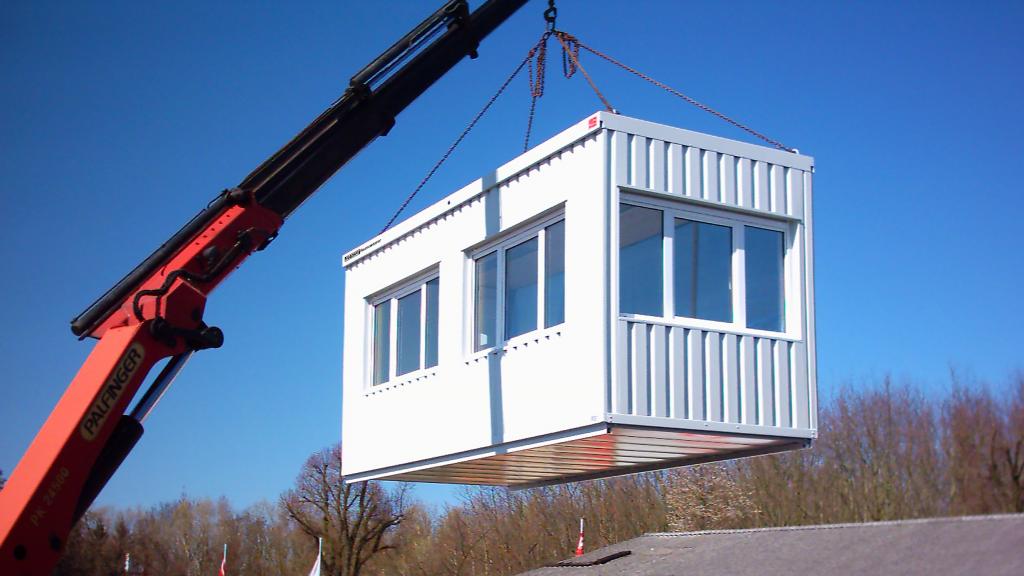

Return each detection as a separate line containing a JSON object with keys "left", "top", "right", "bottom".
{"left": 72, "top": 416, "right": 144, "bottom": 525}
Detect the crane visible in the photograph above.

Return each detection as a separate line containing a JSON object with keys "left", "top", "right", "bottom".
{"left": 0, "top": 1, "right": 528, "bottom": 573}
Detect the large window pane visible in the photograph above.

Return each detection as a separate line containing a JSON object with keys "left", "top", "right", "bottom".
{"left": 396, "top": 290, "right": 421, "bottom": 375}
{"left": 619, "top": 204, "right": 663, "bottom": 316}
{"left": 745, "top": 226, "right": 785, "bottom": 332}
{"left": 505, "top": 238, "right": 538, "bottom": 339}
{"left": 674, "top": 219, "right": 732, "bottom": 322}
{"left": 372, "top": 301, "right": 390, "bottom": 384}
{"left": 544, "top": 221, "right": 565, "bottom": 328}
{"left": 424, "top": 278, "right": 439, "bottom": 368}
{"left": 475, "top": 252, "right": 498, "bottom": 351}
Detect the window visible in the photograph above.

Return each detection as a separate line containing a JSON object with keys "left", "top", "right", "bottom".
{"left": 372, "top": 301, "right": 390, "bottom": 385}
{"left": 544, "top": 220, "right": 566, "bottom": 327}
{"left": 745, "top": 226, "right": 785, "bottom": 332}
{"left": 474, "top": 253, "right": 498, "bottom": 351}
{"left": 396, "top": 290, "right": 421, "bottom": 375}
{"left": 619, "top": 204, "right": 662, "bottom": 316}
{"left": 674, "top": 218, "right": 732, "bottom": 322}
{"left": 474, "top": 217, "right": 565, "bottom": 351}
{"left": 372, "top": 274, "right": 439, "bottom": 385}
{"left": 619, "top": 200, "right": 788, "bottom": 334}
{"left": 505, "top": 238, "right": 538, "bottom": 339}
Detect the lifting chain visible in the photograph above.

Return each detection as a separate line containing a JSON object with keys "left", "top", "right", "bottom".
{"left": 380, "top": 1, "right": 796, "bottom": 234}
{"left": 380, "top": 33, "right": 548, "bottom": 233}
{"left": 566, "top": 34, "right": 796, "bottom": 152}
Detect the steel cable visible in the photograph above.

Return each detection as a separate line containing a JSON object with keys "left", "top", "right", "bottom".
{"left": 559, "top": 32, "right": 795, "bottom": 152}
{"left": 380, "top": 33, "right": 549, "bottom": 233}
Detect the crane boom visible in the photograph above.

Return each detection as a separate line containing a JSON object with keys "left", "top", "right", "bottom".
{"left": 0, "top": 1, "right": 527, "bottom": 573}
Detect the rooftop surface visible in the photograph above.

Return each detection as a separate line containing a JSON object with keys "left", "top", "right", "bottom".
{"left": 521, "top": 514, "right": 1024, "bottom": 576}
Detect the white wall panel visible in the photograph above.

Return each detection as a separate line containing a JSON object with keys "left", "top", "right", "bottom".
{"left": 649, "top": 138, "right": 666, "bottom": 192}
{"left": 705, "top": 331, "right": 722, "bottom": 422}
{"left": 720, "top": 154, "right": 737, "bottom": 206}
{"left": 343, "top": 127, "right": 606, "bottom": 478}
{"left": 787, "top": 167, "right": 804, "bottom": 219}
{"left": 667, "top": 143, "right": 684, "bottom": 195}
{"left": 770, "top": 163, "right": 786, "bottom": 215}
{"left": 651, "top": 324, "right": 668, "bottom": 418}
{"left": 737, "top": 157, "right": 753, "bottom": 209}
{"left": 723, "top": 333, "right": 740, "bottom": 424}
{"left": 754, "top": 160, "right": 770, "bottom": 212}
{"left": 685, "top": 146, "right": 701, "bottom": 199}
{"left": 702, "top": 150, "right": 719, "bottom": 202}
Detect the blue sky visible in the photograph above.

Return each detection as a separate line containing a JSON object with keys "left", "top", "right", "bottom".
{"left": 1, "top": 0, "right": 1021, "bottom": 511}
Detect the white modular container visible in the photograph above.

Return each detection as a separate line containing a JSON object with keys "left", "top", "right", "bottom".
{"left": 342, "top": 112, "right": 816, "bottom": 487}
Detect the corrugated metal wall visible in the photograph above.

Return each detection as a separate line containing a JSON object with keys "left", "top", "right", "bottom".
{"left": 615, "top": 320, "right": 811, "bottom": 429}
{"left": 620, "top": 133, "right": 807, "bottom": 220}
{"left": 607, "top": 117, "right": 815, "bottom": 435}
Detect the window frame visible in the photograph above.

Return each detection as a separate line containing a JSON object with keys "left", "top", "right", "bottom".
{"left": 469, "top": 212, "right": 566, "bottom": 354}
{"left": 618, "top": 194, "right": 797, "bottom": 339}
{"left": 367, "top": 269, "right": 440, "bottom": 386}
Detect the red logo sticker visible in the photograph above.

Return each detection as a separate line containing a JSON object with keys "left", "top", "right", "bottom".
{"left": 587, "top": 116, "right": 598, "bottom": 129}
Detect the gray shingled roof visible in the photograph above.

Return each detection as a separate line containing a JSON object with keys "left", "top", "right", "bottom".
{"left": 521, "top": 514, "right": 1024, "bottom": 576}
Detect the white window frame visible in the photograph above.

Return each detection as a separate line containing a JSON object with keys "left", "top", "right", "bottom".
{"left": 468, "top": 212, "right": 566, "bottom": 354}
{"left": 618, "top": 194, "right": 799, "bottom": 340}
{"left": 367, "top": 268, "right": 439, "bottom": 386}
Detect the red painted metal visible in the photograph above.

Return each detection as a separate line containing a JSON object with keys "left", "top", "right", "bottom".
{"left": 0, "top": 325, "right": 173, "bottom": 573}
{"left": 91, "top": 203, "right": 282, "bottom": 338}
{"left": 0, "top": 202, "right": 281, "bottom": 574}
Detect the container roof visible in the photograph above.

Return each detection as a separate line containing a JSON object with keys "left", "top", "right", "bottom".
{"left": 520, "top": 514, "right": 1024, "bottom": 576}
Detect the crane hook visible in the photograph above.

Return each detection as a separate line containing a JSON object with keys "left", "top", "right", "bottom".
{"left": 543, "top": 0, "right": 557, "bottom": 31}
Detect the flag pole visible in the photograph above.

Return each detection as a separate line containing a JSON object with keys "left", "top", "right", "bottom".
{"left": 307, "top": 536, "right": 323, "bottom": 576}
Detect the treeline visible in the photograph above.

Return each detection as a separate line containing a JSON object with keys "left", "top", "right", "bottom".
{"left": 53, "top": 373, "right": 1023, "bottom": 576}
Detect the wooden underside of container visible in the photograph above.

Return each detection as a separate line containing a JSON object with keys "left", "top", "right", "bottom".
{"left": 377, "top": 425, "right": 808, "bottom": 488}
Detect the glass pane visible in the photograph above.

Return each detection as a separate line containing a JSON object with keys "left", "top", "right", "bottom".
{"left": 505, "top": 237, "right": 538, "bottom": 339}
{"left": 372, "top": 300, "right": 390, "bottom": 384}
{"left": 475, "top": 252, "right": 498, "bottom": 351}
{"left": 619, "top": 204, "right": 663, "bottom": 316}
{"left": 397, "top": 289, "right": 421, "bottom": 376}
{"left": 424, "top": 278, "right": 439, "bottom": 368}
{"left": 544, "top": 220, "right": 565, "bottom": 328}
{"left": 674, "top": 219, "right": 733, "bottom": 322}
{"left": 745, "top": 226, "right": 785, "bottom": 332}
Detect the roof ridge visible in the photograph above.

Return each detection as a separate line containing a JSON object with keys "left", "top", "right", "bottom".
{"left": 646, "top": 513, "right": 1024, "bottom": 538}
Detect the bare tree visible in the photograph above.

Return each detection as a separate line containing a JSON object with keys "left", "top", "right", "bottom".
{"left": 664, "top": 464, "right": 758, "bottom": 531}
{"left": 282, "top": 444, "right": 408, "bottom": 576}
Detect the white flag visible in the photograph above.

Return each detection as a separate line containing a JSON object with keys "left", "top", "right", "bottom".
{"left": 308, "top": 537, "right": 322, "bottom": 576}
{"left": 575, "top": 518, "right": 584, "bottom": 556}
